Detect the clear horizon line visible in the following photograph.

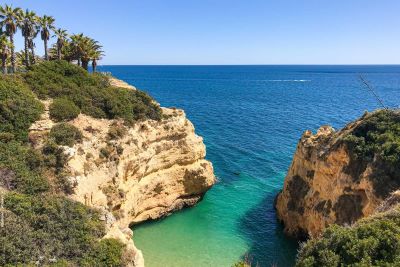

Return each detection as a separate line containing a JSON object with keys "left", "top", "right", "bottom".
{"left": 99, "top": 63, "right": 400, "bottom": 66}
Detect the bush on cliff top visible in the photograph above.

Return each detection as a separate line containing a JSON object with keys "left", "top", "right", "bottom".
{"left": 296, "top": 207, "right": 400, "bottom": 267}
{"left": 25, "top": 60, "right": 162, "bottom": 122}
{"left": 49, "top": 98, "right": 80, "bottom": 122}
{"left": 343, "top": 110, "right": 400, "bottom": 197}
{"left": 0, "top": 76, "right": 44, "bottom": 142}
{"left": 0, "top": 141, "right": 49, "bottom": 194}
{"left": 49, "top": 123, "right": 83, "bottom": 147}
{"left": 344, "top": 110, "right": 400, "bottom": 164}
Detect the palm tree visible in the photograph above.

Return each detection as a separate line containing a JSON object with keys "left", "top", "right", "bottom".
{"left": 53, "top": 28, "right": 67, "bottom": 60}
{"left": 80, "top": 37, "right": 102, "bottom": 71}
{"left": 0, "top": 4, "right": 22, "bottom": 73}
{"left": 70, "top": 33, "right": 84, "bottom": 66}
{"left": 28, "top": 27, "right": 39, "bottom": 65}
{"left": 0, "top": 33, "right": 12, "bottom": 74}
{"left": 19, "top": 9, "right": 37, "bottom": 68}
{"left": 38, "top": 15, "right": 55, "bottom": 60}
{"left": 90, "top": 49, "right": 103, "bottom": 72}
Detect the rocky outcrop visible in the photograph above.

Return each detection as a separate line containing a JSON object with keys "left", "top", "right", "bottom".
{"left": 66, "top": 107, "right": 214, "bottom": 226}
{"left": 29, "top": 79, "right": 215, "bottom": 267}
{"left": 276, "top": 111, "right": 400, "bottom": 238}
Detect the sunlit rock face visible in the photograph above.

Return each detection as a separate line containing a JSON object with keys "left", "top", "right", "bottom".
{"left": 276, "top": 113, "right": 398, "bottom": 238}
{"left": 29, "top": 80, "right": 215, "bottom": 267}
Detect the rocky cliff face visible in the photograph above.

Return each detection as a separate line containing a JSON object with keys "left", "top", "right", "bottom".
{"left": 29, "top": 80, "right": 215, "bottom": 267}
{"left": 276, "top": 111, "right": 400, "bottom": 238}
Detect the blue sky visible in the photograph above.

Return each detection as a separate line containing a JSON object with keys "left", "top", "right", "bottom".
{"left": 4, "top": 0, "right": 400, "bottom": 65}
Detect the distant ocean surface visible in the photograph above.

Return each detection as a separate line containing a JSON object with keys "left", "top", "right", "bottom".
{"left": 98, "top": 65, "right": 400, "bottom": 267}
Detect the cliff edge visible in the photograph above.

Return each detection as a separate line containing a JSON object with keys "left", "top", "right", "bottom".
{"left": 29, "top": 79, "right": 215, "bottom": 267}
{"left": 276, "top": 110, "right": 400, "bottom": 238}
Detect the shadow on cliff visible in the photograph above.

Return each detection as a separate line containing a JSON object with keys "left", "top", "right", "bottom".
{"left": 237, "top": 190, "right": 299, "bottom": 267}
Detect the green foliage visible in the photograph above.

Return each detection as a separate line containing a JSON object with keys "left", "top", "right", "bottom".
{"left": 0, "top": 76, "right": 44, "bottom": 141}
{"left": 296, "top": 208, "right": 400, "bottom": 267}
{"left": 1, "top": 192, "right": 106, "bottom": 266}
{"left": 0, "top": 141, "right": 49, "bottom": 194}
{"left": 344, "top": 110, "right": 400, "bottom": 164}
{"left": 41, "top": 140, "right": 69, "bottom": 173}
{"left": 25, "top": 60, "right": 162, "bottom": 122}
{"left": 81, "top": 238, "right": 126, "bottom": 267}
{"left": 49, "top": 123, "right": 82, "bottom": 147}
{"left": 0, "top": 61, "right": 146, "bottom": 266}
{"left": 49, "top": 98, "right": 80, "bottom": 122}
{"left": 24, "top": 60, "right": 102, "bottom": 98}
{"left": 343, "top": 110, "right": 400, "bottom": 196}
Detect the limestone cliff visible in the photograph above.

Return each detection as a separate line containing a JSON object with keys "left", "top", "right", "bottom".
{"left": 276, "top": 110, "right": 400, "bottom": 238}
{"left": 29, "top": 79, "right": 215, "bottom": 266}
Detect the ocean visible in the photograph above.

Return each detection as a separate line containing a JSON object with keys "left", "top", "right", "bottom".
{"left": 98, "top": 65, "right": 400, "bottom": 267}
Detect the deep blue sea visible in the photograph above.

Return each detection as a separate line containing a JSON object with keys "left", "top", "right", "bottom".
{"left": 98, "top": 65, "right": 400, "bottom": 267}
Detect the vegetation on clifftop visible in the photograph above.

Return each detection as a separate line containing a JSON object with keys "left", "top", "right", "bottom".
{"left": 26, "top": 61, "right": 162, "bottom": 122}
{"left": 0, "top": 76, "right": 43, "bottom": 142}
{"left": 0, "top": 3, "right": 163, "bottom": 266}
{"left": 296, "top": 205, "right": 400, "bottom": 266}
{"left": 0, "top": 59, "right": 163, "bottom": 265}
{"left": 343, "top": 110, "right": 400, "bottom": 197}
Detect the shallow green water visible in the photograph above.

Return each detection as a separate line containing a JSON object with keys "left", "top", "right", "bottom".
{"left": 133, "top": 172, "right": 294, "bottom": 267}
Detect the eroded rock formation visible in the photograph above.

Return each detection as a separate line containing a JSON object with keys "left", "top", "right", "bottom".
{"left": 276, "top": 112, "right": 400, "bottom": 238}
{"left": 29, "top": 80, "right": 215, "bottom": 267}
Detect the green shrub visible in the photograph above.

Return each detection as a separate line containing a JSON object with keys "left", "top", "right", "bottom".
{"left": 2, "top": 192, "right": 106, "bottom": 266}
{"left": 0, "top": 76, "right": 44, "bottom": 142}
{"left": 343, "top": 110, "right": 400, "bottom": 196}
{"left": 0, "top": 141, "right": 49, "bottom": 194}
{"left": 42, "top": 141, "right": 69, "bottom": 173}
{"left": 25, "top": 61, "right": 162, "bottom": 122}
{"left": 81, "top": 238, "right": 126, "bottom": 267}
{"left": 49, "top": 98, "right": 80, "bottom": 122}
{"left": 296, "top": 207, "right": 400, "bottom": 266}
{"left": 49, "top": 123, "right": 82, "bottom": 147}
{"left": 24, "top": 60, "right": 103, "bottom": 98}
{"left": 343, "top": 110, "right": 400, "bottom": 164}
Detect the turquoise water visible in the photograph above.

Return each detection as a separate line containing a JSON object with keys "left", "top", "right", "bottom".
{"left": 99, "top": 65, "right": 400, "bottom": 267}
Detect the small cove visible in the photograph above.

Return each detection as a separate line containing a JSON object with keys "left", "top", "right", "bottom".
{"left": 99, "top": 65, "right": 400, "bottom": 267}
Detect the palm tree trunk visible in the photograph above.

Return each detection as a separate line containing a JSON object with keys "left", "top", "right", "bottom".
{"left": 1, "top": 54, "right": 7, "bottom": 74}
{"left": 44, "top": 39, "right": 48, "bottom": 60}
{"left": 82, "top": 60, "right": 89, "bottom": 71}
{"left": 92, "top": 59, "right": 97, "bottom": 73}
{"left": 30, "top": 40, "right": 36, "bottom": 65}
{"left": 57, "top": 46, "right": 61, "bottom": 60}
{"left": 24, "top": 36, "right": 30, "bottom": 68}
{"left": 9, "top": 34, "right": 15, "bottom": 73}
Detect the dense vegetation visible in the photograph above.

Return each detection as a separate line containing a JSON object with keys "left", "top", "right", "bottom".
{"left": 49, "top": 98, "right": 80, "bottom": 122}
{"left": 343, "top": 110, "right": 400, "bottom": 196}
{"left": 0, "top": 76, "right": 43, "bottom": 141}
{"left": 0, "top": 4, "right": 163, "bottom": 266}
{"left": 26, "top": 61, "right": 162, "bottom": 122}
{"left": 296, "top": 206, "right": 400, "bottom": 266}
{"left": 49, "top": 123, "right": 82, "bottom": 147}
{"left": 0, "top": 59, "right": 163, "bottom": 265}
